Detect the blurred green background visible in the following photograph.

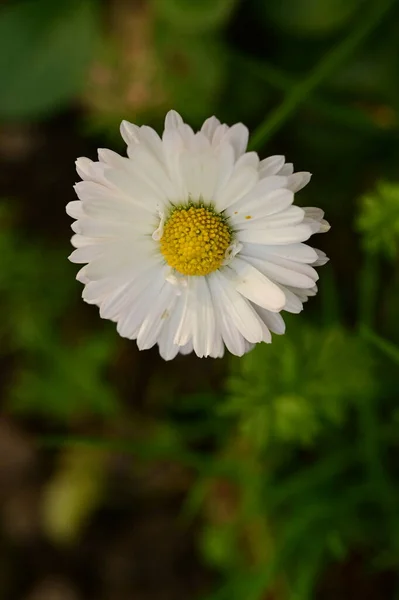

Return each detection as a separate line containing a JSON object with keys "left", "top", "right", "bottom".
{"left": 1, "top": 0, "right": 399, "bottom": 598}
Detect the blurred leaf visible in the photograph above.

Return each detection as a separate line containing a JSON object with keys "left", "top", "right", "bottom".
{"left": 155, "top": 30, "right": 225, "bottom": 123}
{"left": 8, "top": 331, "right": 119, "bottom": 420}
{"left": 154, "top": 0, "right": 238, "bottom": 34}
{"left": 361, "top": 327, "right": 399, "bottom": 365}
{"left": 357, "top": 181, "right": 399, "bottom": 260}
{"left": 250, "top": 0, "right": 396, "bottom": 149}
{"left": 42, "top": 447, "right": 107, "bottom": 544}
{"left": 257, "top": 0, "right": 365, "bottom": 38}
{"left": 224, "top": 324, "right": 375, "bottom": 450}
{"left": 200, "top": 523, "right": 239, "bottom": 569}
{"left": 0, "top": 0, "right": 100, "bottom": 119}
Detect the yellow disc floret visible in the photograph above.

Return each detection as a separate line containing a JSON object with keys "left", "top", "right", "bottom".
{"left": 160, "top": 204, "right": 232, "bottom": 277}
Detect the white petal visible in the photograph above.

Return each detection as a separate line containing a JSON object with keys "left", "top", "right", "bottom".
{"left": 235, "top": 152, "right": 259, "bottom": 170}
{"left": 115, "top": 269, "right": 165, "bottom": 338}
{"left": 120, "top": 120, "right": 140, "bottom": 145}
{"left": 209, "top": 271, "right": 265, "bottom": 344}
{"left": 82, "top": 274, "right": 129, "bottom": 305}
{"left": 208, "top": 276, "right": 247, "bottom": 356}
{"left": 235, "top": 206, "right": 305, "bottom": 229}
{"left": 223, "top": 123, "right": 249, "bottom": 158}
{"left": 287, "top": 172, "right": 312, "bottom": 193}
{"left": 237, "top": 224, "right": 313, "bottom": 245}
{"left": 279, "top": 285, "right": 303, "bottom": 313}
{"left": 254, "top": 307, "right": 286, "bottom": 335}
{"left": 303, "top": 207, "right": 324, "bottom": 221}
{"left": 259, "top": 155, "right": 285, "bottom": 178}
{"left": 191, "top": 277, "right": 217, "bottom": 357}
{"left": 242, "top": 242, "right": 318, "bottom": 264}
{"left": 179, "top": 341, "right": 194, "bottom": 356}
{"left": 104, "top": 167, "right": 165, "bottom": 211}
{"left": 226, "top": 180, "right": 291, "bottom": 221}
{"left": 165, "top": 110, "right": 184, "bottom": 130}
{"left": 212, "top": 124, "right": 229, "bottom": 146}
{"left": 277, "top": 163, "right": 294, "bottom": 176}
{"left": 229, "top": 258, "right": 286, "bottom": 312}
{"left": 66, "top": 200, "right": 85, "bottom": 219}
{"left": 213, "top": 143, "right": 235, "bottom": 195}
{"left": 132, "top": 126, "right": 164, "bottom": 163}
{"left": 243, "top": 255, "right": 318, "bottom": 289}
{"left": 137, "top": 281, "right": 178, "bottom": 350}
{"left": 313, "top": 249, "right": 329, "bottom": 266}
{"left": 76, "top": 157, "right": 94, "bottom": 180}
{"left": 201, "top": 116, "right": 221, "bottom": 141}
{"left": 157, "top": 295, "right": 187, "bottom": 360}
{"left": 69, "top": 245, "right": 104, "bottom": 264}
{"left": 98, "top": 148, "right": 127, "bottom": 168}
{"left": 179, "top": 149, "right": 219, "bottom": 201}
{"left": 214, "top": 166, "right": 258, "bottom": 212}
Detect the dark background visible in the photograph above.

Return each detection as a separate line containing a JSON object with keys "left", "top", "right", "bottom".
{"left": 1, "top": 0, "right": 399, "bottom": 598}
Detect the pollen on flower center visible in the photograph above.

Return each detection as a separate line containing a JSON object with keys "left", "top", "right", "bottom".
{"left": 160, "top": 204, "right": 232, "bottom": 277}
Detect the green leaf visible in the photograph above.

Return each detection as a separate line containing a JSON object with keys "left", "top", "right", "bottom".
{"left": 154, "top": 0, "right": 238, "bottom": 33}
{"left": 0, "top": 0, "right": 100, "bottom": 120}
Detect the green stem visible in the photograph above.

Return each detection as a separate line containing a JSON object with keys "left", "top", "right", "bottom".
{"left": 249, "top": 0, "right": 396, "bottom": 150}
{"left": 235, "top": 52, "right": 389, "bottom": 136}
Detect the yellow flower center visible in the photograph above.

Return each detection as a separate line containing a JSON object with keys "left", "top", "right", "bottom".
{"left": 160, "top": 205, "right": 232, "bottom": 277}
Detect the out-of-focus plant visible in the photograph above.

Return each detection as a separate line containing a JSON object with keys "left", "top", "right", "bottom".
{"left": 0, "top": 0, "right": 100, "bottom": 120}
{"left": 224, "top": 324, "right": 375, "bottom": 450}
{"left": 257, "top": 0, "right": 365, "bottom": 38}
{"left": 153, "top": 0, "right": 239, "bottom": 33}
{"left": 357, "top": 181, "right": 399, "bottom": 260}
{"left": 0, "top": 203, "right": 119, "bottom": 421}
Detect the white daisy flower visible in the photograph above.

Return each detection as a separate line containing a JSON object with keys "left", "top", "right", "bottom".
{"left": 67, "top": 110, "right": 330, "bottom": 360}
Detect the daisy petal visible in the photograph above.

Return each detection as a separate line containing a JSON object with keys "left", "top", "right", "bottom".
{"left": 229, "top": 258, "right": 286, "bottom": 312}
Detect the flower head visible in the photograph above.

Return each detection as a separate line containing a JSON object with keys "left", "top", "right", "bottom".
{"left": 67, "top": 110, "right": 329, "bottom": 360}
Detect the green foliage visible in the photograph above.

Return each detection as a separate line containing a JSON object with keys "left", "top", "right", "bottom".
{"left": 0, "top": 205, "right": 119, "bottom": 420}
{"left": 154, "top": 0, "right": 238, "bottom": 33}
{"left": 224, "top": 325, "right": 374, "bottom": 449}
{"left": 155, "top": 30, "right": 226, "bottom": 123}
{"left": 257, "top": 0, "right": 365, "bottom": 38}
{"left": 357, "top": 181, "right": 399, "bottom": 259}
{"left": 3, "top": 0, "right": 399, "bottom": 598}
{"left": 0, "top": 0, "right": 100, "bottom": 119}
